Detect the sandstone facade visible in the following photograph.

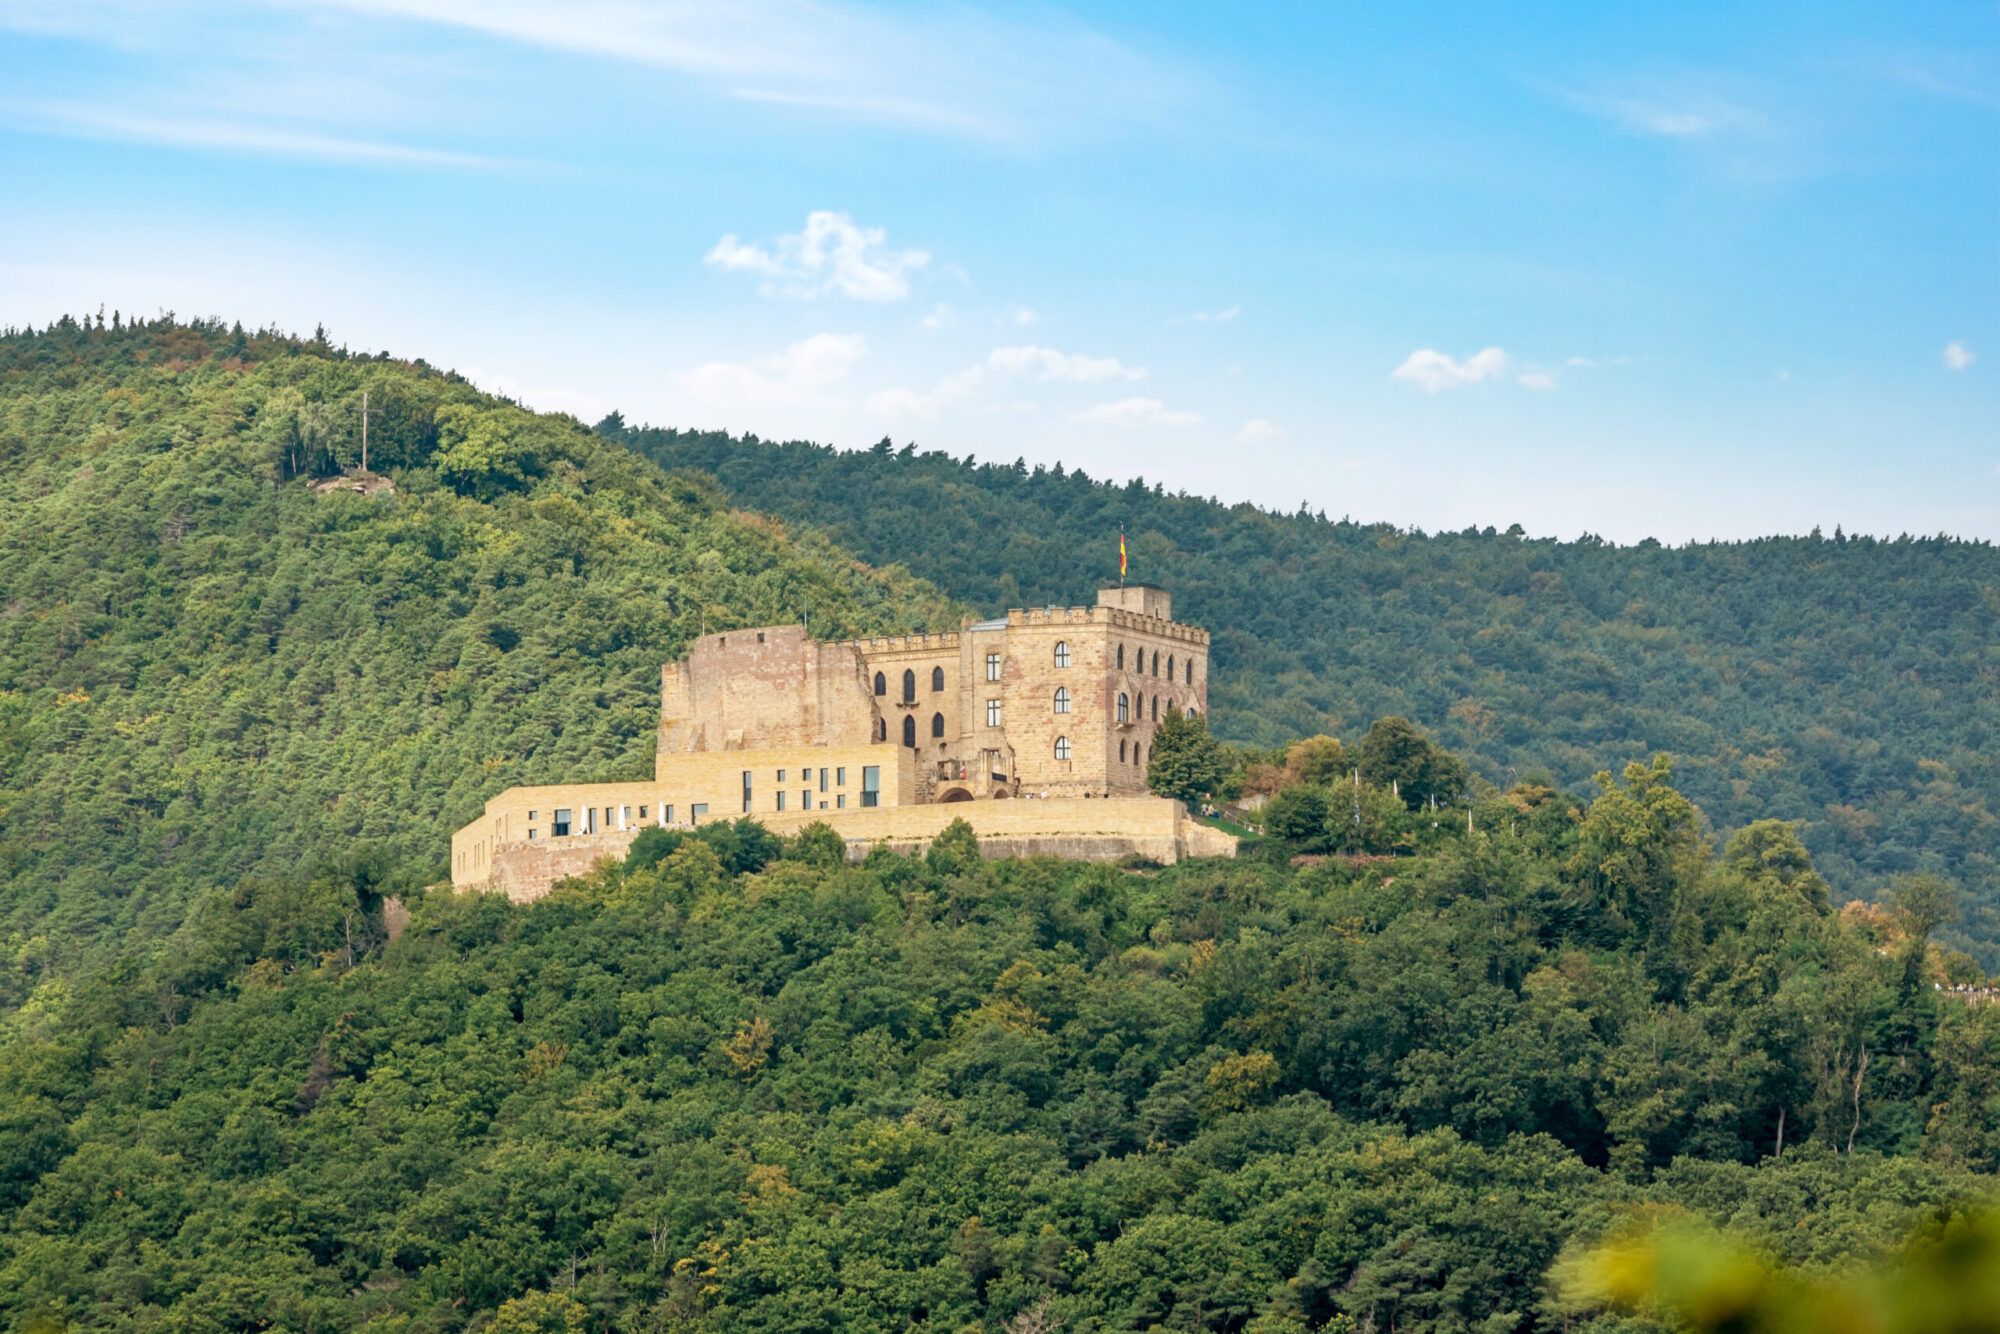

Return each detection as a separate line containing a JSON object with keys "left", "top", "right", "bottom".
{"left": 450, "top": 583, "right": 1233, "bottom": 894}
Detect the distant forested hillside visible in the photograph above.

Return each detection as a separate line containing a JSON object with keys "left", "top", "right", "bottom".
{"left": 0, "top": 318, "right": 955, "bottom": 1007}
{"left": 601, "top": 423, "right": 2000, "bottom": 963}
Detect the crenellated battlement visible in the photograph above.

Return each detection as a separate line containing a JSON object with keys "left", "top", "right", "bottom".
{"left": 1001, "top": 604, "right": 1207, "bottom": 644}
{"left": 840, "top": 630, "right": 965, "bottom": 654}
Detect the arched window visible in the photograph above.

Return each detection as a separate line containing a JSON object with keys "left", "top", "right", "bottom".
{"left": 1167, "top": 655, "right": 1175, "bottom": 681}
{"left": 1054, "top": 640, "right": 1071, "bottom": 668}
{"left": 931, "top": 666, "right": 945, "bottom": 691}
{"left": 1116, "top": 644, "right": 1125, "bottom": 670}
{"left": 1151, "top": 695, "right": 1159, "bottom": 721}
{"left": 1117, "top": 692, "right": 1130, "bottom": 723}
{"left": 902, "top": 668, "right": 916, "bottom": 703}
{"left": 1151, "top": 650, "right": 1160, "bottom": 676}
{"left": 1054, "top": 736, "right": 1072, "bottom": 761}
{"left": 902, "top": 715, "right": 916, "bottom": 748}
{"left": 1119, "top": 739, "right": 1128, "bottom": 762}
{"left": 873, "top": 671, "right": 886, "bottom": 696}
{"left": 931, "top": 711, "right": 945, "bottom": 738}
{"left": 874, "top": 717, "right": 887, "bottom": 741}
{"left": 1053, "top": 686, "right": 1071, "bottom": 714}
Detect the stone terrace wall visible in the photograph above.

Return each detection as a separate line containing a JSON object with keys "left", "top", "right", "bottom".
{"left": 471, "top": 796, "right": 1236, "bottom": 902}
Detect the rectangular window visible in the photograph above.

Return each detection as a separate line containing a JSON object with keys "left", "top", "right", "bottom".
{"left": 802, "top": 767, "right": 813, "bottom": 784}
{"left": 801, "top": 790, "right": 810, "bottom": 810}
{"left": 620, "top": 805, "right": 631, "bottom": 830}
{"left": 777, "top": 791, "right": 787, "bottom": 812}
{"left": 777, "top": 769, "right": 787, "bottom": 783}
{"left": 637, "top": 805, "right": 648, "bottom": 821}
{"left": 987, "top": 699, "right": 1002, "bottom": 727}
{"left": 527, "top": 829, "right": 538, "bottom": 841}
{"left": 861, "top": 765, "right": 881, "bottom": 808}
{"left": 742, "top": 770, "right": 752, "bottom": 814}
{"left": 690, "top": 802, "right": 708, "bottom": 822}
{"left": 836, "top": 793, "right": 846, "bottom": 809}
{"left": 985, "top": 652, "right": 1001, "bottom": 681}
{"left": 553, "top": 808, "right": 572, "bottom": 836}
{"left": 584, "top": 808, "right": 597, "bottom": 834}
{"left": 819, "top": 768, "right": 828, "bottom": 793}
{"left": 528, "top": 809, "right": 539, "bottom": 821}
{"left": 663, "top": 804, "right": 674, "bottom": 825}
{"left": 836, "top": 766, "right": 846, "bottom": 786}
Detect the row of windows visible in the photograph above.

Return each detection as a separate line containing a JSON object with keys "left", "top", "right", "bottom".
{"left": 875, "top": 714, "right": 954, "bottom": 745}
{"left": 1047, "top": 737, "right": 1150, "bottom": 765}
{"left": 1116, "top": 692, "right": 1186, "bottom": 723}
{"left": 767, "top": 764, "right": 882, "bottom": 811}
{"left": 873, "top": 692, "right": 1189, "bottom": 744}
{"left": 869, "top": 643, "right": 1197, "bottom": 698}
{"left": 875, "top": 666, "right": 950, "bottom": 700}
{"left": 518, "top": 802, "right": 706, "bottom": 841}
{"left": 1114, "top": 644, "right": 1191, "bottom": 682}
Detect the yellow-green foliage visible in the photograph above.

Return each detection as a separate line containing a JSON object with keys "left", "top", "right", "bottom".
{"left": 0, "top": 317, "right": 958, "bottom": 1009}
{"left": 1555, "top": 1208, "right": 2000, "bottom": 1333}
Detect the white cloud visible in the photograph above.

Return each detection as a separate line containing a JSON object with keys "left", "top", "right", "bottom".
{"left": 1009, "top": 306, "right": 1037, "bottom": 326}
{"left": 1236, "top": 417, "right": 1285, "bottom": 444}
{"left": 1072, "top": 397, "right": 1200, "bottom": 428}
{"left": 1517, "top": 371, "right": 1559, "bottom": 392}
{"left": 919, "top": 303, "right": 954, "bottom": 330}
{"left": 1391, "top": 346, "right": 1509, "bottom": 393}
{"left": 1174, "top": 305, "right": 1240, "bottom": 325}
{"left": 676, "top": 332, "right": 866, "bottom": 408}
{"left": 1944, "top": 340, "right": 1976, "bottom": 371}
{"left": 988, "top": 344, "right": 1145, "bottom": 383}
{"left": 705, "top": 211, "right": 929, "bottom": 302}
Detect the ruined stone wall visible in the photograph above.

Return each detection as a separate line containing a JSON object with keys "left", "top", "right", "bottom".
{"left": 657, "top": 625, "right": 882, "bottom": 762}
{"left": 486, "top": 833, "right": 634, "bottom": 903}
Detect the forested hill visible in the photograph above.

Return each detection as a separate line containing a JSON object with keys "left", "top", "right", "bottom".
{"left": 0, "top": 317, "right": 955, "bottom": 1007}
{"left": 600, "top": 422, "right": 2000, "bottom": 962}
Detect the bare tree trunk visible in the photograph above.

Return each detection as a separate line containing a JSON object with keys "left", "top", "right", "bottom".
{"left": 1847, "top": 1043, "right": 1869, "bottom": 1153}
{"left": 1775, "top": 1106, "right": 1785, "bottom": 1159}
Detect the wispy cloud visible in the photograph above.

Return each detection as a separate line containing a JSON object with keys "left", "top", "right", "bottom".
{"left": 1391, "top": 346, "right": 1509, "bottom": 393}
{"left": 1072, "top": 397, "right": 1199, "bottom": 427}
{"left": 1943, "top": 340, "right": 1976, "bottom": 371}
{"left": 2, "top": 102, "right": 511, "bottom": 169}
{"left": 1172, "top": 305, "right": 1240, "bottom": 326}
{"left": 285, "top": 0, "right": 1202, "bottom": 141}
{"left": 706, "top": 211, "right": 929, "bottom": 302}
{"left": 1236, "top": 417, "right": 1285, "bottom": 444}
{"left": 1557, "top": 81, "right": 1771, "bottom": 141}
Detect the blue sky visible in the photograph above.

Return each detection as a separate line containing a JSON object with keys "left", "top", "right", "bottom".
{"left": 2, "top": 1, "right": 1995, "bottom": 542}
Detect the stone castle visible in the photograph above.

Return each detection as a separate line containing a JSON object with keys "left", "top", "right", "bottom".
{"left": 451, "top": 583, "right": 1236, "bottom": 900}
